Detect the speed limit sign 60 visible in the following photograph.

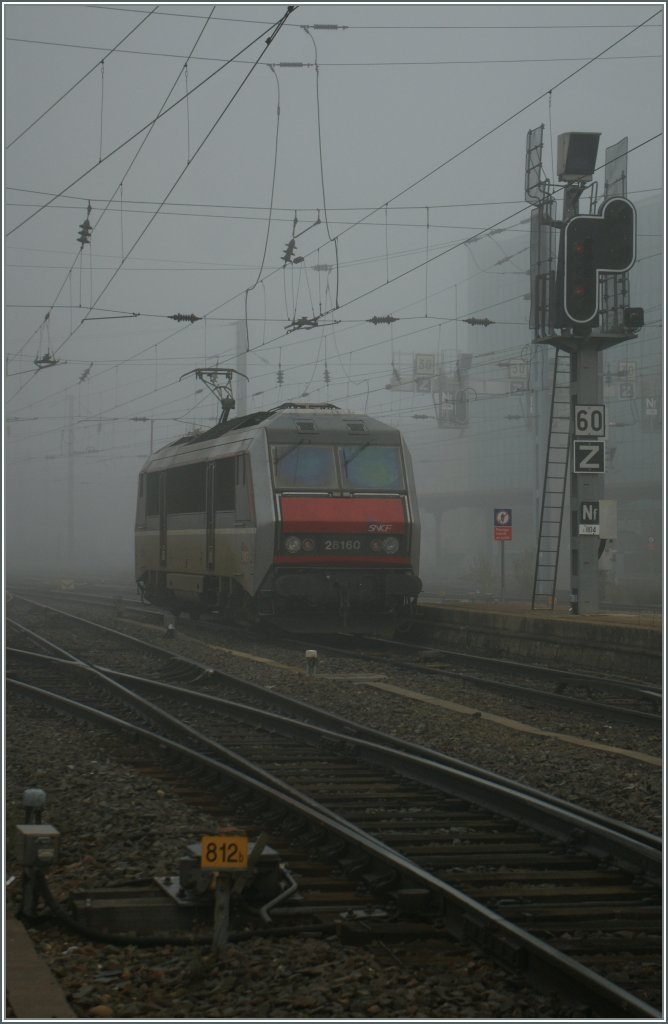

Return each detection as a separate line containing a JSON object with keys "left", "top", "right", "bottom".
{"left": 575, "top": 405, "right": 606, "bottom": 438}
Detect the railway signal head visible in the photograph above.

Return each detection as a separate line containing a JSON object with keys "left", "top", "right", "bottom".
{"left": 565, "top": 225, "right": 598, "bottom": 324}
{"left": 561, "top": 198, "right": 637, "bottom": 327}
{"left": 600, "top": 197, "right": 635, "bottom": 269}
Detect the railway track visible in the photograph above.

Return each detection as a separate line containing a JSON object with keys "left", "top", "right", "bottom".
{"left": 11, "top": 585, "right": 662, "bottom": 726}
{"left": 11, "top": 585, "right": 663, "bottom": 729}
{"left": 297, "top": 632, "right": 663, "bottom": 727}
{"left": 5, "top": 600, "right": 663, "bottom": 1017}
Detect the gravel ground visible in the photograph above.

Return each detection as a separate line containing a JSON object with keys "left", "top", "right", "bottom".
{"left": 137, "top": 618, "right": 663, "bottom": 836}
{"left": 6, "top": 696, "right": 594, "bottom": 1020}
{"left": 5, "top": 606, "right": 661, "bottom": 1019}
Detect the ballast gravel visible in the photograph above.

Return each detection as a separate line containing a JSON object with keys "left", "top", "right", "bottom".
{"left": 6, "top": 696, "right": 593, "bottom": 1020}
{"left": 138, "top": 617, "right": 662, "bottom": 836}
{"left": 5, "top": 604, "right": 660, "bottom": 1019}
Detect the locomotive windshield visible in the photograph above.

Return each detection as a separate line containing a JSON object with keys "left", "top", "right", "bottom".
{"left": 340, "top": 445, "right": 404, "bottom": 491}
{"left": 272, "top": 442, "right": 404, "bottom": 492}
{"left": 273, "top": 444, "right": 338, "bottom": 489}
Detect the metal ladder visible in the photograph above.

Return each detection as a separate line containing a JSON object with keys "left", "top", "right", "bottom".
{"left": 532, "top": 349, "right": 571, "bottom": 609}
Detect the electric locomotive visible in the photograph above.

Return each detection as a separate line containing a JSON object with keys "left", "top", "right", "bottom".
{"left": 135, "top": 402, "right": 422, "bottom": 632}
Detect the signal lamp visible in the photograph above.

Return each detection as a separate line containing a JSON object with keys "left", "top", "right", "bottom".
{"left": 623, "top": 307, "right": 644, "bottom": 331}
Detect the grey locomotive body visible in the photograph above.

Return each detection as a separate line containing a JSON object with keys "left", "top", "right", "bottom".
{"left": 135, "top": 402, "right": 422, "bottom": 631}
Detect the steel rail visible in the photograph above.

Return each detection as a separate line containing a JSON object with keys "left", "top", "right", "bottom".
{"left": 303, "top": 633, "right": 663, "bottom": 724}
{"left": 6, "top": 674, "right": 661, "bottom": 1019}
{"left": 331, "top": 631, "right": 663, "bottom": 692}
{"left": 4, "top": 630, "right": 385, "bottom": 849}
{"left": 7, "top": 642, "right": 661, "bottom": 862}
{"left": 7, "top": 620, "right": 662, "bottom": 859}
{"left": 11, "top": 592, "right": 661, "bottom": 710}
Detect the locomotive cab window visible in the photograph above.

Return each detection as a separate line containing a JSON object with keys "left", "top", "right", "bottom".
{"left": 167, "top": 463, "right": 206, "bottom": 514}
{"left": 146, "top": 473, "right": 160, "bottom": 516}
{"left": 272, "top": 444, "right": 337, "bottom": 490}
{"left": 340, "top": 445, "right": 404, "bottom": 491}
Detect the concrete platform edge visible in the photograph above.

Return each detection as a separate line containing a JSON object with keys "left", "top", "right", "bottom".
{"left": 5, "top": 911, "right": 77, "bottom": 1019}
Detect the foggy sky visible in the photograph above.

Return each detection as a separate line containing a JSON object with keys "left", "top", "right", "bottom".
{"left": 3, "top": 2, "right": 664, "bottom": 578}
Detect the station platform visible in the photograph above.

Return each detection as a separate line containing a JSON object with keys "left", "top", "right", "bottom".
{"left": 422, "top": 596, "right": 661, "bottom": 627}
{"left": 5, "top": 910, "right": 77, "bottom": 1019}
{"left": 417, "top": 599, "right": 663, "bottom": 683}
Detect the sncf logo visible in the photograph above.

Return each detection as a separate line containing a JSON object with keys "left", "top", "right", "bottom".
{"left": 368, "top": 523, "right": 392, "bottom": 533}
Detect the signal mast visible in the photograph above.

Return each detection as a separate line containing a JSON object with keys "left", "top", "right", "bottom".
{"left": 526, "top": 129, "right": 643, "bottom": 614}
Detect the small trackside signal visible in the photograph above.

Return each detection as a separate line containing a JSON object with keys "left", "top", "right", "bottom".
{"left": 623, "top": 307, "right": 644, "bottom": 331}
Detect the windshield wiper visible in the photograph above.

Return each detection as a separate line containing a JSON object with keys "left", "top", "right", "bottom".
{"left": 274, "top": 441, "right": 303, "bottom": 465}
{"left": 343, "top": 443, "right": 370, "bottom": 467}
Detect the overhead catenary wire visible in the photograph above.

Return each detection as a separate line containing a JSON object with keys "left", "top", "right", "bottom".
{"left": 77, "top": 5, "right": 666, "bottom": 31}
{"left": 241, "top": 132, "right": 661, "bottom": 359}
{"left": 10, "top": 6, "right": 294, "bottom": 390}
{"left": 6, "top": 35, "right": 662, "bottom": 67}
{"left": 6, "top": 185, "right": 662, "bottom": 219}
{"left": 159, "top": 10, "right": 663, "bottom": 345}
{"left": 299, "top": 26, "right": 340, "bottom": 308}
{"left": 6, "top": 5, "right": 221, "bottom": 401}
{"left": 5, "top": 5, "right": 159, "bottom": 149}
{"left": 243, "top": 63, "right": 283, "bottom": 341}
{"left": 6, "top": 274, "right": 532, "bottom": 428}
{"left": 6, "top": 150, "right": 659, "bottom": 427}
{"left": 7, "top": 16, "right": 304, "bottom": 408}
{"left": 6, "top": 10, "right": 660, "bottom": 422}
{"left": 6, "top": 154, "right": 659, "bottom": 427}
{"left": 6, "top": 9, "right": 296, "bottom": 239}
{"left": 7, "top": 3, "right": 219, "bottom": 377}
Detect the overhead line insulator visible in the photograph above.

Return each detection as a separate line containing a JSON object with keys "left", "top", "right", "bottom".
{"left": 77, "top": 219, "right": 92, "bottom": 246}
{"left": 282, "top": 239, "right": 297, "bottom": 263}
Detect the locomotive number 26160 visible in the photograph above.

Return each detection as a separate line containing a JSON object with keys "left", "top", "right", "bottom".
{"left": 324, "top": 539, "right": 361, "bottom": 551}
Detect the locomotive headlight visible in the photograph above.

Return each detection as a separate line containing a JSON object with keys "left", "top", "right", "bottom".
{"left": 284, "top": 535, "right": 302, "bottom": 554}
{"left": 301, "top": 537, "right": 316, "bottom": 553}
{"left": 370, "top": 538, "right": 383, "bottom": 553}
{"left": 382, "top": 536, "right": 400, "bottom": 554}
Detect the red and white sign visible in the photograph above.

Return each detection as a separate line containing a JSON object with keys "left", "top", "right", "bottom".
{"left": 494, "top": 508, "right": 512, "bottom": 542}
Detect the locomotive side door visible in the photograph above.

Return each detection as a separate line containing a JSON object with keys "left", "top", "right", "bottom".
{"left": 206, "top": 462, "right": 215, "bottom": 570}
{"left": 235, "top": 454, "right": 251, "bottom": 523}
{"left": 159, "top": 471, "right": 167, "bottom": 566}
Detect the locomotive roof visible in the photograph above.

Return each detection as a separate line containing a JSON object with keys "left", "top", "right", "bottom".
{"left": 162, "top": 402, "right": 399, "bottom": 449}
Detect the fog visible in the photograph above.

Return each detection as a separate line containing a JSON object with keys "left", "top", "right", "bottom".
{"left": 3, "top": 3, "right": 664, "bottom": 597}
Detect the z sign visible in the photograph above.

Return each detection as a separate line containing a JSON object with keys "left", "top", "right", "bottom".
{"left": 573, "top": 439, "right": 605, "bottom": 473}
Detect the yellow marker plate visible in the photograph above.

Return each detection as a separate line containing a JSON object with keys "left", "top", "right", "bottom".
{"left": 200, "top": 834, "right": 249, "bottom": 871}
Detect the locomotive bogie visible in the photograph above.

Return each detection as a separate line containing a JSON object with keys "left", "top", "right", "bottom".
{"left": 135, "top": 404, "right": 422, "bottom": 631}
